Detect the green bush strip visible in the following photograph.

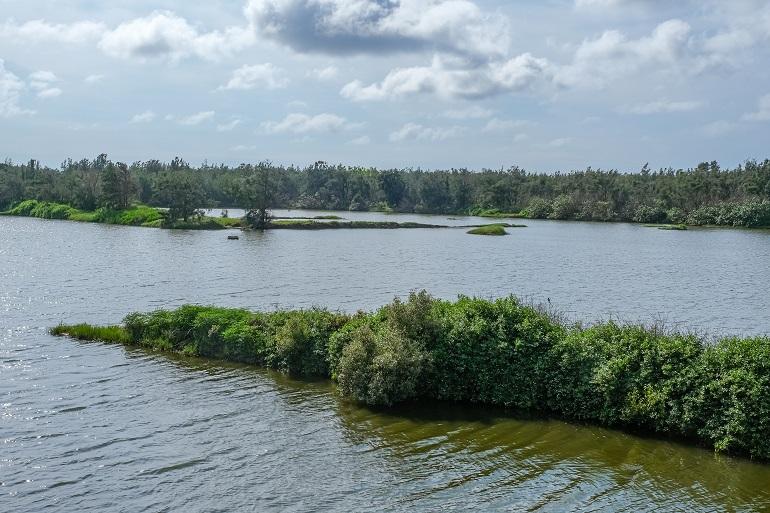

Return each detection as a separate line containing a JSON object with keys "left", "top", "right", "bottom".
{"left": 51, "top": 292, "right": 770, "bottom": 461}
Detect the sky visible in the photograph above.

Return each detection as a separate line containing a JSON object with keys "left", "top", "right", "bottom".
{"left": 1, "top": 0, "right": 769, "bottom": 172}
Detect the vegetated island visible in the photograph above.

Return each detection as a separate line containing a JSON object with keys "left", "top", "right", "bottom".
{"left": 52, "top": 292, "right": 770, "bottom": 462}
{"left": 2, "top": 156, "right": 769, "bottom": 229}
{"left": 0, "top": 199, "right": 524, "bottom": 233}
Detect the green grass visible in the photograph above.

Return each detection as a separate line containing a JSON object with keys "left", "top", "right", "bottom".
{"left": 51, "top": 293, "right": 770, "bottom": 461}
{"left": 4, "top": 199, "right": 242, "bottom": 230}
{"left": 467, "top": 224, "right": 508, "bottom": 235}
{"left": 313, "top": 215, "right": 344, "bottom": 220}
{"left": 50, "top": 323, "right": 131, "bottom": 343}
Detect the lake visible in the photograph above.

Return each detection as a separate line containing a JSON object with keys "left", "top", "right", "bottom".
{"left": 2, "top": 212, "right": 770, "bottom": 512}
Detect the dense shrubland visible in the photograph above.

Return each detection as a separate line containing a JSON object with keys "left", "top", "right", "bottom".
{"left": 52, "top": 292, "right": 770, "bottom": 460}
{"left": 3, "top": 156, "right": 770, "bottom": 227}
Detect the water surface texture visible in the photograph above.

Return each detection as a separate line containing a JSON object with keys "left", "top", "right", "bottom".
{"left": 2, "top": 213, "right": 770, "bottom": 512}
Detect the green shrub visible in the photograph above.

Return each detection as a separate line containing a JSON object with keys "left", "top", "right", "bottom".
{"left": 50, "top": 293, "right": 770, "bottom": 460}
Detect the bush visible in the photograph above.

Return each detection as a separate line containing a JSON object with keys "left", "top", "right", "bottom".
{"left": 50, "top": 293, "right": 770, "bottom": 460}
{"left": 523, "top": 198, "right": 553, "bottom": 219}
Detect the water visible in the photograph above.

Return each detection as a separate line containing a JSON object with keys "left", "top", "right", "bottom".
{"left": 2, "top": 213, "right": 770, "bottom": 512}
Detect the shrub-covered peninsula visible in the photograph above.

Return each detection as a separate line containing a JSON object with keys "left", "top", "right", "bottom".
{"left": 52, "top": 292, "right": 770, "bottom": 461}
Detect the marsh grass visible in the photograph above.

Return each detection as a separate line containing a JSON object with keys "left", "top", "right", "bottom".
{"left": 50, "top": 323, "right": 131, "bottom": 343}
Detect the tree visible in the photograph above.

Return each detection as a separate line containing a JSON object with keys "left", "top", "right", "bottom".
{"left": 154, "top": 172, "right": 206, "bottom": 222}
{"left": 242, "top": 162, "right": 275, "bottom": 229}
{"left": 101, "top": 161, "right": 137, "bottom": 210}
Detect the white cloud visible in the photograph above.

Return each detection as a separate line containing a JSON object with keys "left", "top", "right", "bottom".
{"left": 349, "top": 135, "right": 371, "bottom": 145}
{"left": 483, "top": 118, "right": 528, "bottom": 132}
{"left": 28, "top": 70, "right": 62, "bottom": 99}
{"left": 98, "top": 11, "right": 253, "bottom": 62}
{"left": 0, "top": 19, "right": 106, "bottom": 44}
{"left": 389, "top": 122, "right": 464, "bottom": 142}
{"left": 217, "top": 119, "right": 242, "bottom": 132}
{"left": 742, "top": 93, "right": 770, "bottom": 121}
{"left": 702, "top": 120, "right": 737, "bottom": 137}
{"left": 556, "top": 19, "right": 693, "bottom": 88}
{"left": 547, "top": 137, "right": 572, "bottom": 148}
{"left": 444, "top": 106, "right": 494, "bottom": 119}
{"left": 130, "top": 110, "right": 156, "bottom": 123}
{"left": 244, "top": 0, "right": 510, "bottom": 60}
{"left": 84, "top": 74, "right": 105, "bottom": 84}
{"left": 231, "top": 144, "right": 257, "bottom": 151}
{"left": 622, "top": 100, "right": 703, "bottom": 114}
{"left": 0, "top": 59, "right": 33, "bottom": 117}
{"left": 341, "top": 53, "right": 551, "bottom": 101}
{"left": 261, "top": 113, "right": 356, "bottom": 134}
{"left": 177, "top": 111, "right": 216, "bottom": 125}
{"left": 219, "top": 63, "right": 288, "bottom": 90}
{"left": 310, "top": 66, "right": 339, "bottom": 81}
{"left": 36, "top": 87, "right": 62, "bottom": 99}
{"left": 287, "top": 100, "right": 308, "bottom": 109}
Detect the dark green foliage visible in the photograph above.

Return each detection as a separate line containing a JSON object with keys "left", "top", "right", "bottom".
{"left": 52, "top": 293, "right": 770, "bottom": 460}
{"left": 3, "top": 155, "right": 770, "bottom": 228}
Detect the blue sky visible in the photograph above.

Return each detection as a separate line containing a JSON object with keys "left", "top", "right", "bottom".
{"left": 1, "top": 0, "right": 769, "bottom": 171}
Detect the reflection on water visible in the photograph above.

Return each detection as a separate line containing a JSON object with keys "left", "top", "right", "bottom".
{"left": 2, "top": 214, "right": 770, "bottom": 512}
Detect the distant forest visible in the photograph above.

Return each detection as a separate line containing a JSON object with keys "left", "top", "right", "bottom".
{"left": 2, "top": 155, "right": 770, "bottom": 227}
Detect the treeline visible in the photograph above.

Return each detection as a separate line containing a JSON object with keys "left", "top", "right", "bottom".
{"left": 3, "top": 155, "right": 770, "bottom": 226}
{"left": 53, "top": 292, "right": 770, "bottom": 460}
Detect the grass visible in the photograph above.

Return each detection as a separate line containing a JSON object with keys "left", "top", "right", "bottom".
{"left": 3, "top": 199, "right": 242, "bottom": 230}
{"left": 467, "top": 224, "right": 508, "bottom": 235}
{"left": 50, "top": 323, "right": 131, "bottom": 343}
{"left": 51, "top": 293, "right": 770, "bottom": 461}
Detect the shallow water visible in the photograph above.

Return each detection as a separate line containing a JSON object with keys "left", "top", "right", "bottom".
{"left": 2, "top": 213, "right": 770, "bottom": 512}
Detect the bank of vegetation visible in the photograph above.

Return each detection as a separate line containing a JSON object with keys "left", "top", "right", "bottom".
{"left": 52, "top": 292, "right": 770, "bottom": 461}
{"left": 2, "top": 155, "right": 770, "bottom": 228}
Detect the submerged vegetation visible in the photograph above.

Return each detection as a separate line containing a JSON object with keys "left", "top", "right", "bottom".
{"left": 467, "top": 224, "right": 508, "bottom": 235}
{"left": 52, "top": 292, "right": 770, "bottom": 461}
{"left": 2, "top": 155, "right": 770, "bottom": 228}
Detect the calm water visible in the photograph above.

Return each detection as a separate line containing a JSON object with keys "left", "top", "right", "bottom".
{"left": 2, "top": 213, "right": 770, "bottom": 512}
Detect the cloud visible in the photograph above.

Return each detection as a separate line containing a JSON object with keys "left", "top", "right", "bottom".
{"left": 349, "top": 135, "right": 371, "bottom": 145}
{"left": 217, "top": 119, "right": 242, "bottom": 132}
{"left": 261, "top": 113, "right": 357, "bottom": 134}
{"left": 483, "top": 118, "right": 528, "bottom": 132}
{"left": 443, "top": 106, "right": 493, "bottom": 119}
{"left": 84, "top": 74, "right": 104, "bottom": 84}
{"left": 310, "top": 66, "right": 339, "bottom": 81}
{"left": 98, "top": 11, "right": 253, "bottom": 62}
{"left": 547, "top": 137, "right": 572, "bottom": 148}
{"left": 556, "top": 19, "right": 692, "bottom": 88}
{"left": 244, "top": 0, "right": 510, "bottom": 60}
{"left": 36, "top": 87, "right": 62, "bottom": 99}
{"left": 219, "top": 63, "right": 288, "bottom": 90}
{"left": 389, "top": 122, "right": 463, "bottom": 142}
{"left": 622, "top": 100, "right": 703, "bottom": 114}
{"left": 742, "top": 93, "right": 770, "bottom": 121}
{"left": 0, "top": 59, "right": 33, "bottom": 117}
{"left": 177, "top": 110, "right": 216, "bottom": 125}
{"left": 130, "top": 110, "right": 156, "bottom": 123}
{"left": 341, "top": 53, "right": 551, "bottom": 101}
{"left": 702, "top": 120, "right": 737, "bottom": 137}
{"left": 28, "top": 70, "right": 62, "bottom": 99}
{"left": 0, "top": 19, "right": 106, "bottom": 43}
